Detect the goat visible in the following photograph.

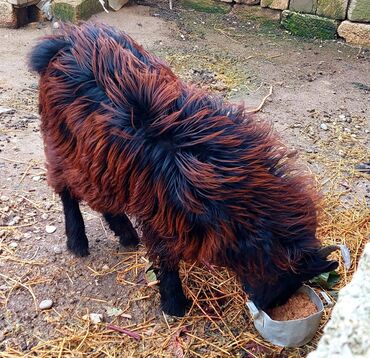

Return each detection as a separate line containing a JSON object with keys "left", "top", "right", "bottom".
{"left": 29, "top": 22, "right": 338, "bottom": 316}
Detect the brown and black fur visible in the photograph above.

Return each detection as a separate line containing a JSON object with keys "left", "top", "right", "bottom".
{"left": 29, "top": 22, "right": 338, "bottom": 316}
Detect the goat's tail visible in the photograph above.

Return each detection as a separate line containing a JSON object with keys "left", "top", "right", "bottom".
{"left": 28, "top": 35, "right": 69, "bottom": 74}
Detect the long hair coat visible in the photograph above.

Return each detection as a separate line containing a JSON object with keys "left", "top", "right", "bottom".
{"left": 29, "top": 22, "right": 320, "bottom": 284}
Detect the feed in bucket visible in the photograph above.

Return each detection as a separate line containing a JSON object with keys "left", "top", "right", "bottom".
{"left": 267, "top": 291, "right": 318, "bottom": 321}
{"left": 246, "top": 285, "right": 326, "bottom": 347}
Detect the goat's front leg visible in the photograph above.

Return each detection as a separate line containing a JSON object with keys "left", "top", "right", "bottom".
{"left": 158, "top": 257, "right": 191, "bottom": 317}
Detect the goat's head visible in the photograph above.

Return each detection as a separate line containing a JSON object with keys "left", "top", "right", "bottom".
{"left": 243, "top": 245, "right": 338, "bottom": 310}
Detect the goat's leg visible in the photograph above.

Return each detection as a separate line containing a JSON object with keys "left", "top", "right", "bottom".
{"left": 103, "top": 213, "right": 139, "bottom": 247}
{"left": 158, "top": 257, "right": 191, "bottom": 317}
{"left": 60, "top": 188, "right": 89, "bottom": 257}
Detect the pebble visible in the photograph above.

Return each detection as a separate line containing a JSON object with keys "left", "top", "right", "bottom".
{"left": 45, "top": 225, "right": 56, "bottom": 234}
{"left": 338, "top": 114, "right": 346, "bottom": 121}
{"left": 320, "top": 123, "right": 328, "bottom": 131}
{"left": 41, "top": 213, "right": 49, "bottom": 220}
{"left": 84, "top": 313, "right": 103, "bottom": 324}
{"left": 0, "top": 195, "right": 9, "bottom": 202}
{"left": 102, "top": 264, "right": 109, "bottom": 271}
{"left": 9, "top": 242, "right": 18, "bottom": 249}
{"left": 7, "top": 216, "right": 21, "bottom": 226}
{"left": 39, "top": 299, "right": 53, "bottom": 310}
{"left": 53, "top": 246, "right": 62, "bottom": 254}
{"left": 0, "top": 106, "right": 15, "bottom": 116}
{"left": 32, "top": 176, "right": 41, "bottom": 181}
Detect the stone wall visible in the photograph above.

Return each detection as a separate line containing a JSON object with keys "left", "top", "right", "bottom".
{"left": 219, "top": 0, "right": 370, "bottom": 46}
{"left": 1, "top": 0, "right": 369, "bottom": 46}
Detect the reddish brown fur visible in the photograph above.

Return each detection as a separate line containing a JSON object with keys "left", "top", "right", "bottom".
{"left": 31, "top": 23, "right": 322, "bottom": 288}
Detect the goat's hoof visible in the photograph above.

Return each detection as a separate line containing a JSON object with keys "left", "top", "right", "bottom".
{"left": 67, "top": 239, "right": 89, "bottom": 257}
{"left": 119, "top": 231, "right": 139, "bottom": 247}
{"left": 161, "top": 296, "right": 191, "bottom": 317}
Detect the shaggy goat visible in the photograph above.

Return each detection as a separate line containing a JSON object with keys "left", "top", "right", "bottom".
{"left": 29, "top": 22, "right": 338, "bottom": 316}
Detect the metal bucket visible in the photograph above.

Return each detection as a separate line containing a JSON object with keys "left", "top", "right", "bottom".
{"left": 246, "top": 285, "right": 326, "bottom": 347}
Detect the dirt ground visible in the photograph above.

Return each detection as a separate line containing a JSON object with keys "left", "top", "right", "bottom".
{"left": 0, "top": 2, "right": 369, "bottom": 357}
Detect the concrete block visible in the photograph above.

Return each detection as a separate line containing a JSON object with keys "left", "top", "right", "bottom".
{"left": 316, "top": 0, "right": 348, "bottom": 20}
{"left": 0, "top": 0, "right": 35, "bottom": 28}
{"left": 338, "top": 20, "right": 370, "bottom": 47}
{"left": 52, "top": 0, "right": 105, "bottom": 22}
{"left": 289, "top": 0, "right": 317, "bottom": 14}
{"left": 281, "top": 10, "right": 338, "bottom": 39}
{"left": 0, "top": 1, "right": 16, "bottom": 28}
{"left": 348, "top": 0, "right": 370, "bottom": 23}
{"left": 261, "top": 0, "right": 289, "bottom": 10}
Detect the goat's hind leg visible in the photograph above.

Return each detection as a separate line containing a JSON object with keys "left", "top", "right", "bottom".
{"left": 60, "top": 188, "right": 89, "bottom": 257}
{"left": 103, "top": 213, "right": 139, "bottom": 247}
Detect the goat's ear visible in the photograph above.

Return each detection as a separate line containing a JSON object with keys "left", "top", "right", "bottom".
{"left": 317, "top": 245, "right": 339, "bottom": 259}
{"left": 300, "top": 254, "right": 339, "bottom": 281}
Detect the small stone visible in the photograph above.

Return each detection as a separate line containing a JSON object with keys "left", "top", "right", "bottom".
{"left": 23, "top": 232, "right": 32, "bottom": 239}
{"left": 320, "top": 123, "right": 329, "bottom": 131}
{"left": 8, "top": 216, "right": 21, "bottom": 226}
{"left": 9, "top": 242, "right": 18, "bottom": 249}
{"left": 53, "top": 246, "right": 62, "bottom": 254}
{"left": 0, "top": 195, "right": 9, "bottom": 202}
{"left": 39, "top": 299, "right": 53, "bottom": 310}
{"left": 339, "top": 114, "right": 346, "bottom": 121}
{"left": 88, "top": 313, "right": 103, "bottom": 324}
{"left": 45, "top": 225, "right": 57, "bottom": 234}
{"left": 102, "top": 264, "right": 109, "bottom": 271}
{"left": 32, "top": 176, "right": 41, "bottom": 182}
{"left": 41, "top": 213, "right": 49, "bottom": 220}
{"left": 0, "top": 107, "right": 15, "bottom": 116}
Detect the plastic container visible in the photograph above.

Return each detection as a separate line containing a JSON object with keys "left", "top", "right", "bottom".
{"left": 246, "top": 285, "right": 329, "bottom": 347}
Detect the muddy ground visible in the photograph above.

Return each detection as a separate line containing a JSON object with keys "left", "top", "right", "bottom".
{"left": 0, "top": 2, "right": 369, "bottom": 357}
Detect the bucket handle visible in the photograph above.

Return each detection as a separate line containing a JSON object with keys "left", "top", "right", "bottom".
{"left": 246, "top": 301, "right": 261, "bottom": 320}
{"left": 319, "top": 290, "right": 334, "bottom": 307}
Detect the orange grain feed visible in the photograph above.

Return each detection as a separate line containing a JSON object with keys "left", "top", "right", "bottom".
{"left": 267, "top": 292, "right": 318, "bottom": 321}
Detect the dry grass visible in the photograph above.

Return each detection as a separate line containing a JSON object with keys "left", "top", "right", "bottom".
{"left": 1, "top": 162, "right": 368, "bottom": 357}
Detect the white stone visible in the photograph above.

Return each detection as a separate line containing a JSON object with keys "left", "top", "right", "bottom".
{"left": 308, "top": 244, "right": 370, "bottom": 358}
{"left": 53, "top": 246, "right": 62, "bottom": 254}
{"left": 45, "top": 225, "right": 56, "bottom": 234}
{"left": 320, "top": 123, "right": 328, "bottom": 131}
{"left": 0, "top": 106, "right": 14, "bottom": 115}
{"left": 89, "top": 313, "right": 103, "bottom": 324}
{"left": 39, "top": 299, "right": 53, "bottom": 310}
